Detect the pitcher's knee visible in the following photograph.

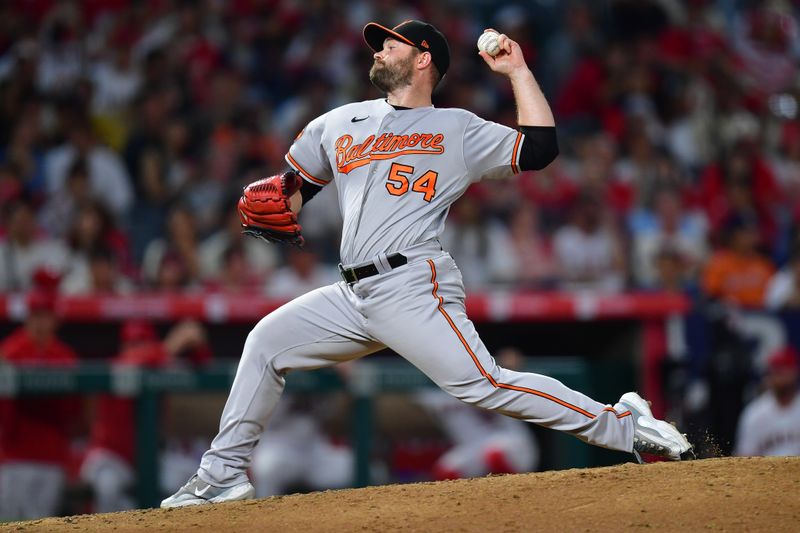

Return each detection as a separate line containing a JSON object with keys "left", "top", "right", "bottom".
{"left": 244, "top": 314, "right": 299, "bottom": 364}
{"left": 241, "top": 329, "right": 282, "bottom": 374}
{"left": 440, "top": 380, "right": 499, "bottom": 409}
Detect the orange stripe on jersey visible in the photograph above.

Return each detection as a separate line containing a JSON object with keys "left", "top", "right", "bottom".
{"left": 426, "top": 259, "right": 604, "bottom": 420}
{"left": 286, "top": 153, "right": 329, "bottom": 185}
{"left": 338, "top": 149, "right": 445, "bottom": 174}
{"left": 511, "top": 131, "right": 523, "bottom": 174}
{"left": 338, "top": 159, "right": 371, "bottom": 174}
{"left": 603, "top": 406, "right": 632, "bottom": 419}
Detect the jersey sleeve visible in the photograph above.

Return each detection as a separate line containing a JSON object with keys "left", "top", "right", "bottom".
{"left": 285, "top": 114, "right": 334, "bottom": 186}
{"left": 462, "top": 114, "right": 524, "bottom": 181}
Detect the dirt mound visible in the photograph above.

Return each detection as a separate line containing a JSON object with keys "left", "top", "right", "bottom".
{"left": 5, "top": 457, "right": 799, "bottom": 532}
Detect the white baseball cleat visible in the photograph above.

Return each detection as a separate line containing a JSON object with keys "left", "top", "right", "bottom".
{"left": 160, "top": 474, "right": 255, "bottom": 508}
{"left": 618, "top": 392, "right": 695, "bottom": 463}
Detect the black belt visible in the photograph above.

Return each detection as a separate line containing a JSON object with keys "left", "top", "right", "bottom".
{"left": 338, "top": 253, "right": 407, "bottom": 284}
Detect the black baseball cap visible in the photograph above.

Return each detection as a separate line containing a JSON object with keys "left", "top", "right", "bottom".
{"left": 363, "top": 20, "right": 450, "bottom": 78}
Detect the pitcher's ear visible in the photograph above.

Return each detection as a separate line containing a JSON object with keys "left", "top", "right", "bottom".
{"left": 418, "top": 51, "right": 432, "bottom": 67}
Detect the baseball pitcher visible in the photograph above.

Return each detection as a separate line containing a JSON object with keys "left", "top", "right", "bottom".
{"left": 162, "top": 20, "right": 693, "bottom": 507}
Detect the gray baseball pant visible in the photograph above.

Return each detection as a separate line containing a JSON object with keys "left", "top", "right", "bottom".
{"left": 199, "top": 242, "right": 634, "bottom": 486}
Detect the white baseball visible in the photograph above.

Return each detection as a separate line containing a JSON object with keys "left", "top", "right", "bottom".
{"left": 477, "top": 31, "right": 501, "bottom": 57}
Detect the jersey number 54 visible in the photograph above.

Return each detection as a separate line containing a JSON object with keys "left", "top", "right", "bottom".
{"left": 385, "top": 162, "right": 438, "bottom": 202}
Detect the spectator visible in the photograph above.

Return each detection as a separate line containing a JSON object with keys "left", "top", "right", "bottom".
{"left": 702, "top": 213, "right": 775, "bottom": 308}
{"left": 123, "top": 91, "right": 178, "bottom": 190}
{"left": 153, "top": 250, "right": 195, "bottom": 293}
{"left": 505, "top": 204, "right": 556, "bottom": 288}
{"left": 656, "top": 0, "right": 728, "bottom": 71}
{"left": 0, "top": 271, "right": 81, "bottom": 520}
{"left": 142, "top": 205, "right": 201, "bottom": 290}
{"left": 0, "top": 201, "right": 70, "bottom": 291}
{"left": 771, "top": 122, "right": 800, "bottom": 206}
{"left": 539, "top": 1, "right": 600, "bottom": 97}
{"left": 202, "top": 73, "right": 250, "bottom": 186}
{"left": 649, "top": 241, "right": 711, "bottom": 421}
{"left": 168, "top": 2, "right": 222, "bottom": 108}
{"left": 0, "top": 164, "right": 24, "bottom": 206}
{"left": 205, "top": 242, "right": 265, "bottom": 294}
{"left": 765, "top": 245, "right": 800, "bottom": 311}
{"left": 126, "top": 113, "right": 195, "bottom": 261}
{"left": 199, "top": 208, "right": 277, "bottom": 283}
{"left": 177, "top": 163, "right": 226, "bottom": 240}
{"left": 90, "top": 43, "right": 142, "bottom": 150}
{"left": 613, "top": 118, "right": 666, "bottom": 209}
{"left": 440, "top": 195, "right": 517, "bottom": 289}
{"left": 35, "top": 3, "right": 85, "bottom": 95}
{"left": 570, "top": 132, "right": 622, "bottom": 208}
{"left": 552, "top": 193, "right": 626, "bottom": 292}
{"left": 658, "top": 0, "right": 726, "bottom": 171}
{"left": 516, "top": 159, "right": 579, "bottom": 232}
{"left": 44, "top": 118, "right": 134, "bottom": 219}
{"left": 629, "top": 187, "right": 708, "bottom": 288}
{"left": 60, "top": 246, "right": 133, "bottom": 295}
{"left": 0, "top": 114, "right": 48, "bottom": 202}
{"left": 0, "top": 42, "right": 39, "bottom": 143}
{"left": 81, "top": 319, "right": 211, "bottom": 512}
{"left": 731, "top": 3, "right": 799, "bottom": 96}
{"left": 271, "top": 73, "right": 338, "bottom": 141}
{"left": 734, "top": 346, "right": 800, "bottom": 457}
{"left": 698, "top": 136, "right": 780, "bottom": 248}
{"left": 555, "top": 42, "right": 627, "bottom": 135}
{"left": 661, "top": 74, "right": 715, "bottom": 173}
{"left": 651, "top": 244, "right": 694, "bottom": 294}
{"left": 39, "top": 157, "right": 93, "bottom": 238}
{"left": 65, "top": 200, "right": 134, "bottom": 279}
{"left": 264, "top": 246, "right": 338, "bottom": 300}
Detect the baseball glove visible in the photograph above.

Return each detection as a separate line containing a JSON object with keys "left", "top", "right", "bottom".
{"left": 238, "top": 170, "right": 304, "bottom": 246}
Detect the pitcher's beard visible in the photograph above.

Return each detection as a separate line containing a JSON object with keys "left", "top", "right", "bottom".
{"left": 369, "top": 55, "right": 415, "bottom": 93}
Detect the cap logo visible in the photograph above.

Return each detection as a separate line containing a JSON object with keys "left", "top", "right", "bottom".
{"left": 421, "top": 40, "right": 429, "bottom": 49}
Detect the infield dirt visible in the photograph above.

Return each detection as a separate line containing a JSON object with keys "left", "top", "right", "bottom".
{"left": 4, "top": 456, "right": 799, "bottom": 532}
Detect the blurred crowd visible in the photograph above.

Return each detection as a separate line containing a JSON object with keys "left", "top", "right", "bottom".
{"left": 2, "top": 0, "right": 800, "bottom": 520}
{"left": 0, "top": 0, "right": 797, "bottom": 302}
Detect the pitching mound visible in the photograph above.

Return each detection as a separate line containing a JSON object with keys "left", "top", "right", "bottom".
{"left": 5, "top": 457, "right": 799, "bottom": 532}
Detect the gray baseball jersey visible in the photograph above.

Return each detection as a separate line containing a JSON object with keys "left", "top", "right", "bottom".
{"left": 286, "top": 98, "right": 523, "bottom": 265}
{"left": 196, "top": 99, "right": 635, "bottom": 489}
